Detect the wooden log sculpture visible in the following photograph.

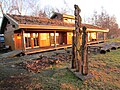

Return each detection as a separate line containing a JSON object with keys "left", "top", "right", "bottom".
{"left": 72, "top": 4, "right": 82, "bottom": 72}
{"left": 81, "top": 26, "right": 88, "bottom": 75}
{"left": 72, "top": 5, "right": 88, "bottom": 76}
{"left": 72, "top": 30, "right": 77, "bottom": 69}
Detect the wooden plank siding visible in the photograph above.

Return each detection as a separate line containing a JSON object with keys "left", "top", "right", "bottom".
{"left": 4, "top": 23, "right": 15, "bottom": 50}
{"left": 14, "top": 33, "right": 22, "bottom": 50}
{"left": 4, "top": 31, "right": 15, "bottom": 50}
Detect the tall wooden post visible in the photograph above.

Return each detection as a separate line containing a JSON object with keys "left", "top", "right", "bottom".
{"left": 21, "top": 29, "right": 26, "bottom": 51}
{"left": 54, "top": 31, "right": 57, "bottom": 47}
{"left": 103, "top": 33, "right": 106, "bottom": 42}
{"left": 96, "top": 32, "right": 98, "bottom": 41}
{"left": 30, "top": 33, "right": 34, "bottom": 48}
{"left": 38, "top": 33, "right": 41, "bottom": 47}
{"left": 81, "top": 26, "right": 88, "bottom": 75}
{"left": 74, "top": 5, "right": 82, "bottom": 72}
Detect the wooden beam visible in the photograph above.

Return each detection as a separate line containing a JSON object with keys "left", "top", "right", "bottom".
{"left": 18, "top": 24, "right": 109, "bottom": 32}
{"left": 38, "top": 33, "right": 41, "bottom": 47}
{"left": 87, "top": 28, "right": 109, "bottom": 33}
{"left": 21, "top": 29, "right": 26, "bottom": 51}
{"left": 30, "top": 33, "right": 34, "bottom": 48}
{"left": 103, "top": 33, "right": 106, "bottom": 42}
{"left": 49, "top": 33, "right": 52, "bottom": 46}
{"left": 54, "top": 31, "right": 57, "bottom": 47}
{"left": 63, "top": 14, "right": 75, "bottom": 19}
{"left": 96, "top": 32, "right": 98, "bottom": 41}
{"left": 18, "top": 24, "right": 74, "bottom": 31}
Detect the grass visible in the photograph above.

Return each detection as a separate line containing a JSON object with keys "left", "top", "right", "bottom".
{"left": 0, "top": 38, "right": 120, "bottom": 90}
{"left": 107, "top": 37, "right": 120, "bottom": 43}
{"left": 88, "top": 49, "right": 120, "bottom": 90}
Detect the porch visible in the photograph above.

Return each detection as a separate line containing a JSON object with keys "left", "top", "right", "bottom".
{"left": 14, "top": 29, "right": 73, "bottom": 51}
{"left": 24, "top": 40, "right": 105, "bottom": 55}
{"left": 24, "top": 44, "right": 72, "bottom": 55}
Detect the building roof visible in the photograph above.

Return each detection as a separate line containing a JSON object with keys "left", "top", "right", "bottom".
{"left": 0, "top": 13, "right": 109, "bottom": 33}
{"left": 50, "top": 12, "right": 108, "bottom": 31}
{"left": 51, "top": 12, "right": 75, "bottom": 19}
{"left": 7, "top": 14, "right": 74, "bottom": 27}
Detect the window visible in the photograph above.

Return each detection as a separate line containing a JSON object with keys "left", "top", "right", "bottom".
{"left": 25, "top": 33, "right": 31, "bottom": 48}
{"left": 33, "top": 33, "right": 39, "bottom": 47}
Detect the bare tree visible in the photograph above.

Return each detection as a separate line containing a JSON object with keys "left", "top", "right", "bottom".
{"left": 87, "top": 7, "right": 119, "bottom": 38}
{"left": 0, "top": 0, "right": 39, "bottom": 15}
{"left": 43, "top": 5, "right": 69, "bottom": 18}
{"left": 0, "top": 0, "right": 23, "bottom": 14}
{"left": 44, "top": 6, "right": 57, "bottom": 18}
{"left": 38, "top": 10, "right": 47, "bottom": 18}
{"left": 63, "top": 0, "right": 73, "bottom": 14}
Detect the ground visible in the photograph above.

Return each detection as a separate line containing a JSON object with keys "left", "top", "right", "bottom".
{"left": 0, "top": 38, "right": 120, "bottom": 90}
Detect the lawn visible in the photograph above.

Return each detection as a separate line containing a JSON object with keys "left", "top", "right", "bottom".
{"left": 87, "top": 49, "right": 120, "bottom": 90}
{"left": 0, "top": 38, "right": 120, "bottom": 90}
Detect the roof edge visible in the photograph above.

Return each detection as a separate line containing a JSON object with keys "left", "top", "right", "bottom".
{"left": 18, "top": 24, "right": 74, "bottom": 30}
{"left": 87, "top": 28, "right": 109, "bottom": 32}
{"left": 18, "top": 24, "right": 109, "bottom": 32}
{"left": 4, "top": 14, "right": 18, "bottom": 25}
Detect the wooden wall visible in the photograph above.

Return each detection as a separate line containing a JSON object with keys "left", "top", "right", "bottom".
{"left": 4, "top": 23, "right": 16, "bottom": 50}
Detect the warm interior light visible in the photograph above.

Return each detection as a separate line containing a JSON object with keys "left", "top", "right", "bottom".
{"left": 24, "top": 33, "right": 30, "bottom": 37}
{"left": 91, "top": 32, "right": 96, "bottom": 39}
{"left": 17, "top": 34, "right": 21, "bottom": 39}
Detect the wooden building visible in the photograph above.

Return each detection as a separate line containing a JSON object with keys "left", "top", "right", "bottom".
{"left": 0, "top": 13, "right": 109, "bottom": 54}
{"left": 51, "top": 12, "right": 109, "bottom": 43}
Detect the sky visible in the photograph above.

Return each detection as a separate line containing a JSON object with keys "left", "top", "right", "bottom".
{"left": 39, "top": 0, "right": 120, "bottom": 27}
{"left": 0, "top": 0, "right": 120, "bottom": 27}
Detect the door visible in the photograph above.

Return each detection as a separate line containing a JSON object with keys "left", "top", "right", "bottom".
{"left": 67, "top": 32, "right": 73, "bottom": 44}
{"left": 40, "top": 33, "right": 50, "bottom": 47}
{"left": 14, "top": 33, "right": 22, "bottom": 50}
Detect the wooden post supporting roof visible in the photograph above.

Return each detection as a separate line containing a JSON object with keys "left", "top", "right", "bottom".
{"left": 21, "top": 30, "right": 26, "bottom": 51}
{"left": 96, "top": 32, "right": 98, "bottom": 41}
{"left": 30, "top": 33, "right": 34, "bottom": 48}
{"left": 54, "top": 31, "right": 57, "bottom": 47}
{"left": 103, "top": 32, "right": 106, "bottom": 42}
{"left": 38, "top": 33, "right": 41, "bottom": 47}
